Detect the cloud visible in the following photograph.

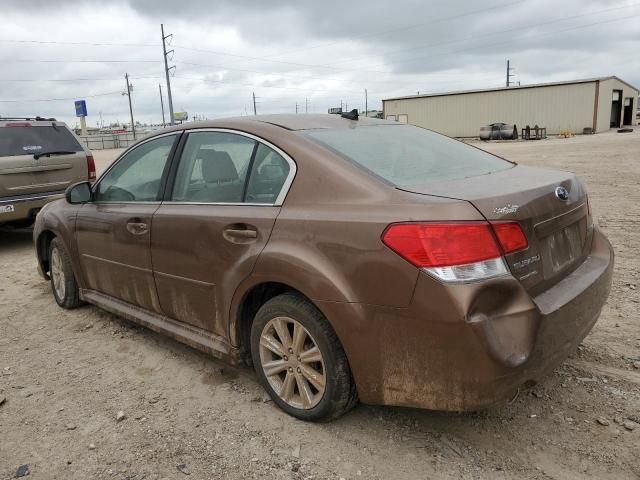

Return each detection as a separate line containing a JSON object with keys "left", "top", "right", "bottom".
{"left": 0, "top": 0, "right": 638, "bottom": 126}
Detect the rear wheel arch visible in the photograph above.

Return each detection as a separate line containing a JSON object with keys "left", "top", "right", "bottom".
{"left": 234, "top": 282, "right": 301, "bottom": 364}
{"left": 233, "top": 282, "right": 349, "bottom": 366}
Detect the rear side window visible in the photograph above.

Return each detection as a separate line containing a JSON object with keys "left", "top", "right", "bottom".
{"left": 171, "top": 131, "right": 291, "bottom": 204}
{"left": 304, "top": 124, "right": 512, "bottom": 187}
{"left": 0, "top": 125, "right": 82, "bottom": 157}
{"left": 245, "top": 144, "right": 290, "bottom": 204}
{"left": 171, "top": 132, "right": 257, "bottom": 203}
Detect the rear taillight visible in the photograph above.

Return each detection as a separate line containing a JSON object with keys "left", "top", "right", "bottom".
{"left": 382, "top": 221, "right": 528, "bottom": 282}
{"left": 6, "top": 122, "right": 31, "bottom": 127}
{"left": 86, "top": 154, "right": 96, "bottom": 181}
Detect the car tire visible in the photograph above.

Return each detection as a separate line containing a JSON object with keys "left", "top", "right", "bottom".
{"left": 250, "top": 292, "right": 358, "bottom": 422}
{"left": 49, "top": 237, "right": 81, "bottom": 309}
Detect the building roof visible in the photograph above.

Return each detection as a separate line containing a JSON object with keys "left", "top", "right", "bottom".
{"left": 382, "top": 76, "right": 639, "bottom": 102}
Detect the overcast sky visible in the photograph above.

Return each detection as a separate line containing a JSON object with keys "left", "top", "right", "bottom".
{"left": 0, "top": 0, "right": 638, "bottom": 128}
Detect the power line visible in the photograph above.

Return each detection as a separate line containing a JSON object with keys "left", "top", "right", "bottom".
{"left": 366, "top": 11, "right": 640, "bottom": 72}
{"left": 0, "top": 75, "right": 163, "bottom": 82}
{"left": 183, "top": 5, "right": 640, "bottom": 76}
{"left": 6, "top": 59, "right": 159, "bottom": 64}
{"left": 177, "top": 61, "right": 400, "bottom": 85}
{"left": 0, "top": 90, "right": 122, "bottom": 103}
{"left": 319, "top": 2, "right": 640, "bottom": 67}
{"left": 0, "top": 39, "right": 158, "bottom": 47}
{"left": 221, "top": 1, "right": 524, "bottom": 63}
{"left": 173, "top": 75, "right": 366, "bottom": 94}
{"left": 3, "top": 4, "right": 637, "bottom": 84}
{"left": 0, "top": 1, "right": 517, "bottom": 68}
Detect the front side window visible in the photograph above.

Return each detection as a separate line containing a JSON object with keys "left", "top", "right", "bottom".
{"left": 94, "top": 134, "right": 176, "bottom": 202}
{"left": 171, "top": 131, "right": 291, "bottom": 204}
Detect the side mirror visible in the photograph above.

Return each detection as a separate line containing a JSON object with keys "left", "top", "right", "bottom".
{"left": 65, "top": 181, "right": 92, "bottom": 204}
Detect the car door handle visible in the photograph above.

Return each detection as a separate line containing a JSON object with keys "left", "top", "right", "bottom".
{"left": 223, "top": 224, "right": 258, "bottom": 243}
{"left": 224, "top": 228, "right": 257, "bottom": 239}
{"left": 126, "top": 221, "right": 148, "bottom": 235}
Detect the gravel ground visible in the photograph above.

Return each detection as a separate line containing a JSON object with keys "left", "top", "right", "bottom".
{"left": 1, "top": 130, "right": 639, "bottom": 479}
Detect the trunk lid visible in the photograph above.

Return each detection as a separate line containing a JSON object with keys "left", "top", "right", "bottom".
{"left": 399, "top": 165, "right": 592, "bottom": 294}
{"left": 0, "top": 123, "right": 88, "bottom": 197}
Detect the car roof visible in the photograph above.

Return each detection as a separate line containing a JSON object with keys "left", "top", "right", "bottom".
{"left": 165, "top": 114, "right": 398, "bottom": 133}
{"left": 0, "top": 118, "right": 68, "bottom": 127}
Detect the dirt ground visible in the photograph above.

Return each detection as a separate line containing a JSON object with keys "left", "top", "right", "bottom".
{"left": 1, "top": 130, "right": 639, "bottom": 480}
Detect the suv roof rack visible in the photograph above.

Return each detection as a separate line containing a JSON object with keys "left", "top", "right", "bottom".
{"left": 0, "top": 116, "right": 57, "bottom": 121}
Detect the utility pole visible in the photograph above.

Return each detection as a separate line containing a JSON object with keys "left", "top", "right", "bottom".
{"left": 305, "top": 97, "right": 309, "bottom": 113}
{"left": 161, "top": 24, "right": 175, "bottom": 125}
{"left": 123, "top": 73, "right": 136, "bottom": 140}
{"left": 506, "top": 59, "right": 515, "bottom": 87}
{"left": 159, "top": 84, "right": 166, "bottom": 127}
{"left": 252, "top": 92, "right": 257, "bottom": 115}
{"left": 295, "top": 102, "right": 298, "bottom": 114}
{"left": 365, "top": 88, "right": 368, "bottom": 116}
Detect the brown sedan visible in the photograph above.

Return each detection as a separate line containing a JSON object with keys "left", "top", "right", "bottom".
{"left": 33, "top": 114, "right": 613, "bottom": 421}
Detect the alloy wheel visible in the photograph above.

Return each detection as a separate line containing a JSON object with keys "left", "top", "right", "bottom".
{"left": 51, "top": 247, "right": 66, "bottom": 300}
{"left": 259, "top": 316, "right": 326, "bottom": 409}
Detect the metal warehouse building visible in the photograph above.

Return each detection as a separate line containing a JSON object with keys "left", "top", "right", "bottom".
{"left": 382, "top": 76, "right": 638, "bottom": 137}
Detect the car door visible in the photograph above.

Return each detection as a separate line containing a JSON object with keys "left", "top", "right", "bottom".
{"left": 150, "top": 130, "right": 295, "bottom": 338}
{"left": 75, "top": 133, "right": 179, "bottom": 312}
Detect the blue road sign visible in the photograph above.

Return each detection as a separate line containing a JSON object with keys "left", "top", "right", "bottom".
{"left": 74, "top": 100, "right": 88, "bottom": 117}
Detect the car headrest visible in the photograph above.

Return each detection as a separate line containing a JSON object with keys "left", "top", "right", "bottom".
{"left": 198, "top": 149, "right": 238, "bottom": 182}
{"left": 260, "top": 164, "right": 286, "bottom": 180}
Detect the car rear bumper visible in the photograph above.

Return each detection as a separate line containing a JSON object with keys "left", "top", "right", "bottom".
{"left": 0, "top": 190, "right": 64, "bottom": 224}
{"left": 318, "top": 225, "right": 613, "bottom": 410}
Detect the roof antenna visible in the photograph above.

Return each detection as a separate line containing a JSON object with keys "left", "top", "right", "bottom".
{"left": 341, "top": 109, "right": 359, "bottom": 120}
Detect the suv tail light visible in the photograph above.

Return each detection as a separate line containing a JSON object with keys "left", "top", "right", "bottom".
{"left": 382, "top": 221, "right": 528, "bottom": 282}
{"left": 86, "top": 154, "right": 96, "bottom": 181}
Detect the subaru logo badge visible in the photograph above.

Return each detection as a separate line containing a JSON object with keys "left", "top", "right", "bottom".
{"left": 555, "top": 186, "right": 569, "bottom": 201}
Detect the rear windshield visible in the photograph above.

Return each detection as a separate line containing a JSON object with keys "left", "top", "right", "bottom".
{"left": 0, "top": 125, "right": 82, "bottom": 158}
{"left": 304, "top": 124, "right": 512, "bottom": 186}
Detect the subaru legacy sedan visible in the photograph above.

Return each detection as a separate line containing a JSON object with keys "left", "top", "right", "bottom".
{"left": 34, "top": 114, "right": 613, "bottom": 421}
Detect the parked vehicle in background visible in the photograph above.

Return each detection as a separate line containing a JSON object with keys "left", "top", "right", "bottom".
{"left": 0, "top": 117, "right": 95, "bottom": 227}
{"left": 480, "top": 122, "right": 518, "bottom": 140}
{"left": 34, "top": 114, "right": 613, "bottom": 421}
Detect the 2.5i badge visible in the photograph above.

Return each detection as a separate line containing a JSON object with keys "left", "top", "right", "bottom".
{"left": 0, "top": 204, "right": 15, "bottom": 214}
